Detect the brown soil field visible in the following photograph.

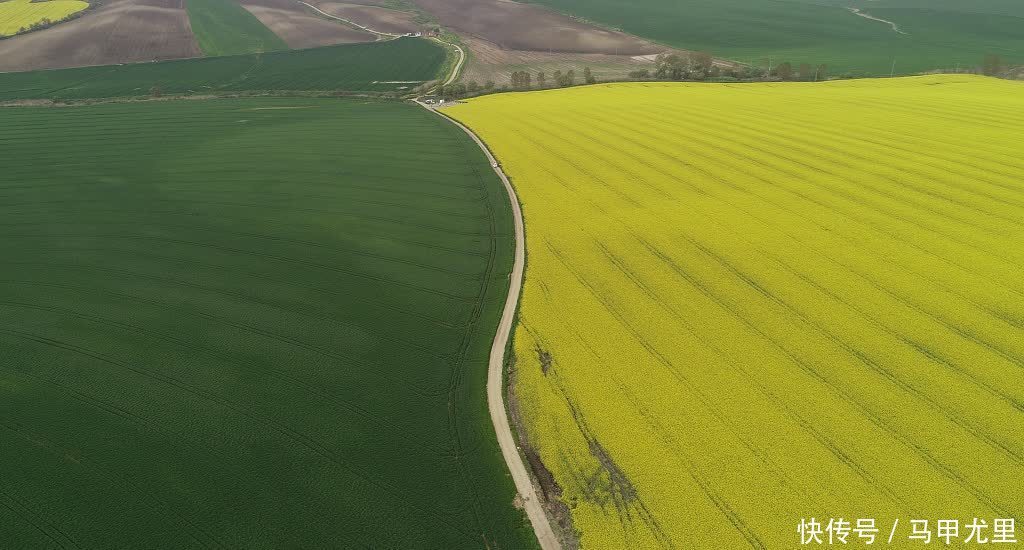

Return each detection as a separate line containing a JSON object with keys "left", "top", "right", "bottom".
{"left": 459, "top": 35, "right": 666, "bottom": 86}
{"left": 0, "top": 0, "right": 200, "bottom": 72}
{"left": 238, "top": 0, "right": 376, "bottom": 48}
{"left": 411, "top": 0, "right": 657, "bottom": 55}
{"left": 306, "top": 1, "right": 421, "bottom": 34}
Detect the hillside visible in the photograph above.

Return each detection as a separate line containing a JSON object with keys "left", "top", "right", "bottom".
{"left": 522, "top": 0, "right": 1024, "bottom": 75}
{"left": 0, "top": 0, "right": 381, "bottom": 72}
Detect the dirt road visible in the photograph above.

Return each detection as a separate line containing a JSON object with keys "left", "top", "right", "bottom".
{"left": 299, "top": 1, "right": 400, "bottom": 37}
{"left": 436, "top": 38, "right": 465, "bottom": 86}
{"left": 419, "top": 100, "right": 560, "bottom": 550}
{"left": 847, "top": 7, "right": 907, "bottom": 34}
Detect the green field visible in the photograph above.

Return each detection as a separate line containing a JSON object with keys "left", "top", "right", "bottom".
{"left": 524, "top": 0, "right": 1024, "bottom": 75}
{"left": 186, "top": 0, "right": 289, "bottom": 56}
{"left": 0, "top": 38, "right": 444, "bottom": 100}
{"left": 0, "top": 98, "right": 536, "bottom": 548}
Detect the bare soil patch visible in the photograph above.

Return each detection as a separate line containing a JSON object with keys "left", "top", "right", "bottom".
{"left": 411, "top": 0, "right": 656, "bottom": 55}
{"left": 459, "top": 35, "right": 662, "bottom": 85}
{"left": 238, "top": 0, "right": 376, "bottom": 48}
{"left": 306, "top": 1, "right": 420, "bottom": 34}
{"left": 0, "top": 0, "right": 200, "bottom": 72}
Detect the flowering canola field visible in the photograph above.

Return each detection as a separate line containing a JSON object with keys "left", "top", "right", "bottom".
{"left": 0, "top": 0, "right": 87, "bottom": 36}
{"left": 445, "top": 75, "right": 1024, "bottom": 548}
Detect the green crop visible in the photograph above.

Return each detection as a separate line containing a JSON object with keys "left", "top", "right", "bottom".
{"left": 0, "top": 98, "right": 535, "bottom": 549}
{"left": 0, "top": 38, "right": 444, "bottom": 100}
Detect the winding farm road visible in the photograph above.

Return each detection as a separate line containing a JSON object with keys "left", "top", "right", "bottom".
{"left": 419, "top": 101, "right": 560, "bottom": 550}
{"left": 847, "top": 7, "right": 907, "bottom": 34}
{"left": 435, "top": 38, "right": 465, "bottom": 86}
{"left": 298, "top": 1, "right": 401, "bottom": 37}
{"left": 297, "top": 0, "right": 464, "bottom": 87}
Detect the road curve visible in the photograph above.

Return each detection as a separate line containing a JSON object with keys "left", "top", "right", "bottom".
{"left": 298, "top": 1, "right": 463, "bottom": 88}
{"left": 436, "top": 39, "right": 465, "bottom": 86}
{"left": 418, "top": 101, "right": 561, "bottom": 550}
{"left": 298, "top": 1, "right": 401, "bottom": 37}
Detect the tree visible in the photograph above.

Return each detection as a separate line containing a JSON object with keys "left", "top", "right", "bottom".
{"left": 523, "top": 71, "right": 532, "bottom": 88}
{"left": 565, "top": 69, "right": 575, "bottom": 86}
{"left": 510, "top": 71, "right": 526, "bottom": 89}
{"left": 776, "top": 62, "right": 794, "bottom": 80}
{"left": 655, "top": 54, "right": 685, "bottom": 80}
{"left": 982, "top": 54, "right": 1004, "bottom": 76}
{"left": 815, "top": 64, "right": 827, "bottom": 81}
{"left": 798, "top": 63, "right": 813, "bottom": 81}
{"left": 629, "top": 69, "right": 650, "bottom": 79}
{"left": 653, "top": 55, "right": 668, "bottom": 79}
{"left": 467, "top": 80, "right": 480, "bottom": 93}
{"left": 537, "top": 71, "right": 546, "bottom": 87}
{"left": 583, "top": 66, "right": 595, "bottom": 84}
{"left": 552, "top": 70, "right": 563, "bottom": 86}
{"left": 690, "top": 51, "right": 713, "bottom": 78}
{"left": 440, "top": 83, "right": 465, "bottom": 100}
{"left": 745, "top": 65, "right": 765, "bottom": 79}
{"left": 484, "top": 80, "right": 495, "bottom": 90}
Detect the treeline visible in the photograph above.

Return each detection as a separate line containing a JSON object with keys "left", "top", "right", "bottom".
{"left": 978, "top": 54, "right": 1020, "bottom": 79}
{"left": 436, "top": 53, "right": 1021, "bottom": 101}
{"left": 6, "top": 8, "right": 90, "bottom": 38}
{"left": 437, "top": 66, "right": 597, "bottom": 100}
{"left": 628, "top": 52, "right": 828, "bottom": 82}
{"left": 19, "top": 17, "right": 56, "bottom": 34}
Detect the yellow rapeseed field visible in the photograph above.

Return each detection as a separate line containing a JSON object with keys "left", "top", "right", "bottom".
{"left": 0, "top": 0, "right": 87, "bottom": 36}
{"left": 446, "top": 75, "right": 1024, "bottom": 548}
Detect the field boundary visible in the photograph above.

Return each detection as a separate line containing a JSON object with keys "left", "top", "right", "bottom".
{"left": 429, "top": 36, "right": 465, "bottom": 87}
{"left": 298, "top": 1, "right": 400, "bottom": 38}
{"left": 419, "top": 100, "right": 560, "bottom": 550}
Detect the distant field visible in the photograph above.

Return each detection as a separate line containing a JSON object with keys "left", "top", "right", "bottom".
{"left": 0, "top": 97, "right": 536, "bottom": 548}
{"left": 237, "top": 0, "right": 377, "bottom": 49}
{"left": 186, "top": 0, "right": 288, "bottom": 55}
{"left": 523, "top": 0, "right": 1024, "bottom": 75}
{"left": 0, "top": 0, "right": 87, "bottom": 36}
{"left": 411, "top": 0, "right": 656, "bottom": 55}
{"left": 0, "top": 38, "right": 444, "bottom": 100}
{"left": 447, "top": 76, "right": 1024, "bottom": 548}
{"left": 458, "top": 35, "right": 662, "bottom": 88}
{"left": 0, "top": 0, "right": 202, "bottom": 73}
